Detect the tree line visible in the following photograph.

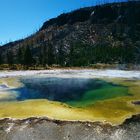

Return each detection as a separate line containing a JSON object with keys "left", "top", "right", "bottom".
{"left": 0, "top": 40, "right": 139, "bottom": 68}
{"left": 0, "top": 46, "right": 33, "bottom": 66}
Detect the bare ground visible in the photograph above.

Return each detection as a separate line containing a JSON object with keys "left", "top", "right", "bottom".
{"left": 0, "top": 115, "right": 140, "bottom": 140}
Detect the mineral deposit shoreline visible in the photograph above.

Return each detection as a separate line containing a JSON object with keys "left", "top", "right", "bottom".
{"left": 0, "top": 114, "right": 140, "bottom": 140}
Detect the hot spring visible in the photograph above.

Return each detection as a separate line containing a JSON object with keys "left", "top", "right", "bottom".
{"left": 11, "top": 77, "right": 130, "bottom": 107}
{"left": 0, "top": 70, "right": 140, "bottom": 125}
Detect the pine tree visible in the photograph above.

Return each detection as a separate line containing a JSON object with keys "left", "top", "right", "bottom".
{"left": 17, "top": 47, "right": 24, "bottom": 64}
{"left": 0, "top": 53, "right": 3, "bottom": 65}
{"left": 58, "top": 44, "right": 65, "bottom": 66}
{"left": 69, "top": 45, "right": 74, "bottom": 66}
{"left": 23, "top": 46, "right": 33, "bottom": 66}
{"left": 47, "top": 43, "right": 56, "bottom": 65}
{"left": 7, "top": 51, "right": 13, "bottom": 65}
{"left": 39, "top": 45, "right": 47, "bottom": 66}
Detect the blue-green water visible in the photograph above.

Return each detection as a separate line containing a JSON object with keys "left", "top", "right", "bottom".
{"left": 10, "top": 77, "right": 130, "bottom": 107}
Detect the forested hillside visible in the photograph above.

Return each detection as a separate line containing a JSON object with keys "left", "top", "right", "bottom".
{"left": 0, "top": 1, "right": 140, "bottom": 68}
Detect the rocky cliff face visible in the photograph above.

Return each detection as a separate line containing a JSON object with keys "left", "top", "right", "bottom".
{"left": 0, "top": 1, "right": 140, "bottom": 66}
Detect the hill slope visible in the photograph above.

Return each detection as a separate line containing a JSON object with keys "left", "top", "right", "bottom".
{"left": 0, "top": 1, "right": 140, "bottom": 67}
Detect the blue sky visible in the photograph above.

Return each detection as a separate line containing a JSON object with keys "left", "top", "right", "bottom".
{"left": 0, "top": 0, "right": 127, "bottom": 45}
